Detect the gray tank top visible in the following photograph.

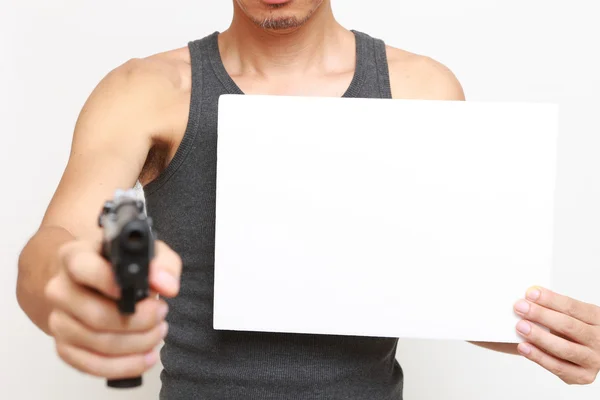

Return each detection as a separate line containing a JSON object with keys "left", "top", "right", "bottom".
{"left": 143, "top": 30, "right": 403, "bottom": 400}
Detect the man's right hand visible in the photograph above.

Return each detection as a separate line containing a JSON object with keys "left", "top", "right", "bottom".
{"left": 44, "top": 239, "right": 182, "bottom": 380}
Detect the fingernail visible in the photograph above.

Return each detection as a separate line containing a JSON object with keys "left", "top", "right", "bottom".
{"left": 526, "top": 288, "right": 541, "bottom": 301}
{"left": 518, "top": 343, "right": 532, "bottom": 355}
{"left": 157, "top": 303, "right": 169, "bottom": 322}
{"left": 145, "top": 350, "right": 158, "bottom": 367}
{"left": 516, "top": 320, "right": 531, "bottom": 335}
{"left": 160, "top": 322, "right": 169, "bottom": 338}
{"left": 514, "top": 300, "right": 530, "bottom": 314}
{"left": 157, "top": 270, "right": 179, "bottom": 290}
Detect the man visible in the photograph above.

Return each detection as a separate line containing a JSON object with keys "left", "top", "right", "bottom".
{"left": 16, "top": 0, "right": 600, "bottom": 398}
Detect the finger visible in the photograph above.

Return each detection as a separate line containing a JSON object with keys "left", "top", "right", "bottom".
{"left": 49, "top": 310, "right": 168, "bottom": 356}
{"left": 149, "top": 241, "right": 182, "bottom": 298}
{"left": 45, "top": 272, "right": 169, "bottom": 333}
{"left": 55, "top": 341, "right": 159, "bottom": 380}
{"left": 517, "top": 342, "right": 597, "bottom": 385}
{"left": 59, "top": 241, "right": 120, "bottom": 299}
{"left": 526, "top": 286, "right": 600, "bottom": 326}
{"left": 515, "top": 319, "right": 596, "bottom": 367}
{"left": 514, "top": 299, "right": 596, "bottom": 345}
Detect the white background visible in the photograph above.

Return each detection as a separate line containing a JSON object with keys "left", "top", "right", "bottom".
{"left": 1, "top": 1, "right": 599, "bottom": 399}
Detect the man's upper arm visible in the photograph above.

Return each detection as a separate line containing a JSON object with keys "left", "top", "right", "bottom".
{"left": 40, "top": 58, "right": 177, "bottom": 242}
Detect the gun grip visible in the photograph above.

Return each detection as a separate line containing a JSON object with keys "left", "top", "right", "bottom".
{"left": 117, "top": 287, "right": 137, "bottom": 315}
{"left": 107, "top": 376, "right": 142, "bottom": 389}
{"left": 106, "top": 287, "right": 149, "bottom": 388}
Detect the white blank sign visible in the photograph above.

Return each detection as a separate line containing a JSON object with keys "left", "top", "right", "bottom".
{"left": 213, "top": 94, "right": 559, "bottom": 343}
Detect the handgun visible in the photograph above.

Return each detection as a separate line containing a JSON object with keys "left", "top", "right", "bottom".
{"left": 97, "top": 188, "right": 155, "bottom": 389}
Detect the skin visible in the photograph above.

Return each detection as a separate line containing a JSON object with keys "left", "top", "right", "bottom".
{"left": 16, "top": 0, "right": 600, "bottom": 386}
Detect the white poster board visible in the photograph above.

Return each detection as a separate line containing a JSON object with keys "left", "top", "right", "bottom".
{"left": 213, "top": 94, "right": 558, "bottom": 343}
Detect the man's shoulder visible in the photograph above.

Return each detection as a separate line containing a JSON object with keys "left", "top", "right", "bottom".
{"left": 93, "top": 46, "right": 193, "bottom": 140}
{"left": 109, "top": 46, "right": 192, "bottom": 96}
{"left": 384, "top": 45, "right": 465, "bottom": 101}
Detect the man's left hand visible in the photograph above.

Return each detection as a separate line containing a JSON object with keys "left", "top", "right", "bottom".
{"left": 514, "top": 287, "right": 600, "bottom": 385}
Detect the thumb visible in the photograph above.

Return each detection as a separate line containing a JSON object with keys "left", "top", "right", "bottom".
{"left": 149, "top": 241, "right": 182, "bottom": 298}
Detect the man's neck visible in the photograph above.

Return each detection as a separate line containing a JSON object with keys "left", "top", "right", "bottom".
{"left": 219, "top": 1, "right": 350, "bottom": 78}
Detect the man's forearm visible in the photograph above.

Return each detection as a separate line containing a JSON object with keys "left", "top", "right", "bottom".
{"left": 16, "top": 226, "right": 75, "bottom": 335}
{"left": 469, "top": 341, "right": 519, "bottom": 355}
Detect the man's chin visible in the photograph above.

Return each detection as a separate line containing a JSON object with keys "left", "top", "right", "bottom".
{"left": 255, "top": 16, "right": 304, "bottom": 30}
